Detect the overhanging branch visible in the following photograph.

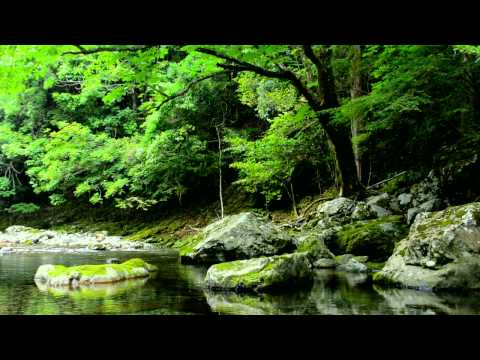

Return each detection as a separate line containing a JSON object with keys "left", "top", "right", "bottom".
{"left": 158, "top": 71, "right": 228, "bottom": 108}
{"left": 197, "top": 47, "right": 324, "bottom": 112}
{"left": 63, "top": 45, "right": 157, "bottom": 55}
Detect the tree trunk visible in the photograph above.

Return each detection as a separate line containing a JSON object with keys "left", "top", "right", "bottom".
{"left": 350, "top": 45, "right": 365, "bottom": 183}
{"left": 195, "top": 46, "right": 363, "bottom": 198}
{"left": 215, "top": 124, "right": 224, "bottom": 219}
{"left": 323, "top": 121, "right": 362, "bottom": 197}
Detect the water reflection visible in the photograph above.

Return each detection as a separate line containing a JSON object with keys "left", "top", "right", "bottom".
{"left": 372, "top": 286, "right": 480, "bottom": 315}
{"left": 35, "top": 277, "right": 151, "bottom": 299}
{"left": 0, "top": 251, "right": 211, "bottom": 315}
{"left": 206, "top": 290, "right": 313, "bottom": 315}
{"left": 2, "top": 252, "right": 480, "bottom": 314}
{"left": 204, "top": 270, "right": 480, "bottom": 315}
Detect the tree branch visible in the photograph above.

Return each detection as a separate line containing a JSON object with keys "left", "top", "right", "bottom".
{"left": 63, "top": 45, "right": 157, "bottom": 55}
{"left": 303, "top": 45, "right": 323, "bottom": 72}
{"left": 158, "top": 71, "right": 228, "bottom": 108}
{"left": 197, "top": 47, "right": 324, "bottom": 113}
{"left": 302, "top": 45, "right": 339, "bottom": 108}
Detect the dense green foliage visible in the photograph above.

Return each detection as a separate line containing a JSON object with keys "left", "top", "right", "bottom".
{"left": 0, "top": 45, "right": 479, "bottom": 214}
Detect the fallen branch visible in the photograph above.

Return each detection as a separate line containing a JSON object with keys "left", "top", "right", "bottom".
{"left": 300, "top": 196, "right": 336, "bottom": 216}
{"left": 366, "top": 171, "right": 407, "bottom": 189}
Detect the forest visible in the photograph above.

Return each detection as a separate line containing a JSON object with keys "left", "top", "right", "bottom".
{"left": 1, "top": 45, "right": 480, "bottom": 315}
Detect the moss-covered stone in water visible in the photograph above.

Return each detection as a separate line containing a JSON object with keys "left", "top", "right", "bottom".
{"left": 205, "top": 253, "right": 313, "bottom": 293}
{"left": 333, "top": 216, "right": 408, "bottom": 262}
{"left": 34, "top": 258, "right": 158, "bottom": 287}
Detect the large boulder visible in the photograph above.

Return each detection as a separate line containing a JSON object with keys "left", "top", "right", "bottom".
{"left": 373, "top": 202, "right": 480, "bottom": 290}
{"left": 366, "top": 194, "right": 393, "bottom": 218}
{"left": 351, "top": 201, "right": 376, "bottom": 221}
{"left": 336, "top": 257, "right": 368, "bottom": 273}
{"left": 34, "top": 258, "right": 158, "bottom": 287}
{"left": 406, "top": 197, "right": 444, "bottom": 224}
{"left": 181, "top": 212, "right": 295, "bottom": 264}
{"left": 313, "top": 196, "right": 397, "bottom": 229}
{"left": 316, "top": 197, "right": 356, "bottom": 226}
{"left": 325, "top": 216, "right": 408, "bottom": 262}
{"left": 204, "top": 252, "right": 313, "bottom": 292}
{"left": 295, "top": 229, "right": 337, "bottom": 268}
{"left": 404, "top": 171, "right": 445, "bottom": 224}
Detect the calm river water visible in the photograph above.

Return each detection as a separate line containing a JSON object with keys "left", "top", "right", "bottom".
{"left": 1, "top": 250, "right": 479, "bottom": 315}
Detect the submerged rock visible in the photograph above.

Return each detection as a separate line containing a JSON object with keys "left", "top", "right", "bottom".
{"left": 204, "top": 252, "right": 313, "bottom": 292}
{"left": 181, "top": 212, "right": 295, "bottom": 264}
{"left": 34, "top": 258, "right": 157, "bottom": 287}
{"left": 374, "top": 202, "right": 480, "bottom": 290}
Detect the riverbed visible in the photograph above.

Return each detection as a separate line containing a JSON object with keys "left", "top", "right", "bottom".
{"left": 1, "top": 250, "right": 479, "bottom": 315}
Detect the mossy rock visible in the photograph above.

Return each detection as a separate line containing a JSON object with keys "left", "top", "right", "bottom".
{"left": 374, "top": 202, "right": 480, "bottom": 291}
{"left": 204, "top": 252, "right": 313, "bottom": 293}
{"left": 329, "top": 216, "right": 408, "bottom": 262}
{"left": 181, "top": 212, "right": 295, "bottom": 264}
{"left": 34, "top": 258, "right": 158, "bottom": 287}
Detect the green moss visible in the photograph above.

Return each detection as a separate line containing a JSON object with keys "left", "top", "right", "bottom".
{"left": 367, "top": 262, "right": 386, "bottom": 271}
{"left": 24, "top": 239, "right": 34, "bottom": 246}
{"left": 209, "top": 257, "right": 275, "bottom": 289}
{"left": 126, "top": 223, "right": 166, "bottom": 241}
{"left": 372, "top": 271, "right": 400, "bottom": 287}
{"left": 414, "top": 204, "right": 474, "bottom": 234}
{"left": 174, "top": 233, "right": 204, "bottom": 256}
{"left": 46, "top": 258, "right": 157, "bottom": 280}
{"left": 333, "top": 216, "right": 408, "bottom": 262}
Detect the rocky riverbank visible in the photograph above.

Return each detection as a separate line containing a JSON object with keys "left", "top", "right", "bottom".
{"left": 3, "top": 171, "right": 480, "bottom": 295}
{"left": 178, "top": 172, "right": 480, "bottom": 294}
{"left": 0, "top": 225, "right": 157, "bottom": 254}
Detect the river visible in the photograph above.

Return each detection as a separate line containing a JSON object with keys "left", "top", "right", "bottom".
{"left": 1, "top": 250, "right": 479, "bottom": 315}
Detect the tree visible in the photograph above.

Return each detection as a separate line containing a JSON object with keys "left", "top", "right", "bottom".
{"left": 350, "top": 45, "right": 366, "bottom": 183}
{"left": 182, "top": 45, "right": 362, "bottom": 197}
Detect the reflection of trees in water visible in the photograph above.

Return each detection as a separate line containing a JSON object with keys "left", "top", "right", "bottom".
{"left": 0, "top": 286, "right": 40, "bottom": 314}
{"left": 204, "top": 270, "right": 478, "bottom": 315}
{"left": 4, "top": 252, "right": 480, "bottom": 315}
{"left": 0, "top": 251, "right": 215, "bottom": 315}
